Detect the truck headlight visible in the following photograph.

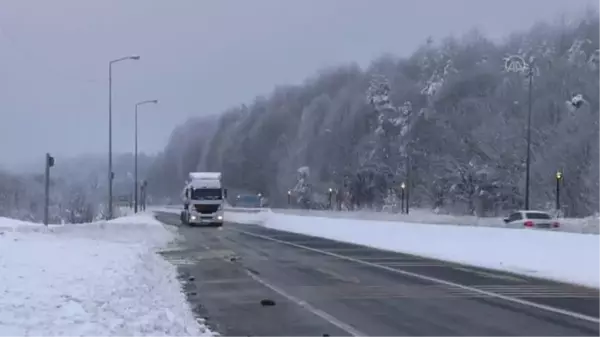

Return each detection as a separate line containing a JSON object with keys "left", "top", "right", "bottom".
{"left": 190, "top": 215, "right": 197, "bottom": 220}
{"left": 217, "top": 215, "right": 223, "bottom": 220}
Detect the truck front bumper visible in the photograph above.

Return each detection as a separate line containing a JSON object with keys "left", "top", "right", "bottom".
{"left": 188, "top": 213, "right": 224, "bottom": 226}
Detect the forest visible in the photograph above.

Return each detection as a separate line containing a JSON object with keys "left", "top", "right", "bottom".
{"left": 146, "top": 13, "right": 599, "bottom": 217}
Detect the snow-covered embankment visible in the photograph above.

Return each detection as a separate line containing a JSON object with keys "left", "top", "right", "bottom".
{"left": 226, "top": 209, "right": 599, "bottom": 289}
{"left": 0, "top": 214, "right": 212, "bottom": 336}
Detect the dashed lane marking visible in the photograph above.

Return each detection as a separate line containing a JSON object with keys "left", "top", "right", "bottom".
{"left": 245, "top": 269, "right": 365, "bottom": 336}
{"left": 235, "top": 228, "right": 600, "bottom": 324}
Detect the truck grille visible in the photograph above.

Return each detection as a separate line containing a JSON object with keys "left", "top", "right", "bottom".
{"left": 194, "top": 204, "right": 220, "bottom": 214}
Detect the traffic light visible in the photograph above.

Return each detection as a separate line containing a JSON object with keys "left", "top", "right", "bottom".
{"left": 47, "top": 154, "right": 55, "bottom": 168}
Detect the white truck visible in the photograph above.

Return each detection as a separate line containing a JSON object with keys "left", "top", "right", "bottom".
{"left": 180, "top": 172, "right": 226, "bottom": 226}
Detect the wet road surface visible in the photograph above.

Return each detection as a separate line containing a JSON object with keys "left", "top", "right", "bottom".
{"left": 155, "top": 211, "right": 599, "bottom": 336}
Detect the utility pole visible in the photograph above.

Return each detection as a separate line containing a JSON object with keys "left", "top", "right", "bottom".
{"left": 44, "top": 153, "right": 55, "bottom": 226}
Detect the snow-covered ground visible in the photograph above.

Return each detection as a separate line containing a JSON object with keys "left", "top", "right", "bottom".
{"left": 226, "top": 209, "right": 600, "bottom": 289}
{"left": 225, "top": 208, "right": 268, "bottom": 225}
{"left": 0, "top": 213, "right": 212, "bottom": 336}
{"left": 271, "top": 208, "right": 600, "bottom": 234}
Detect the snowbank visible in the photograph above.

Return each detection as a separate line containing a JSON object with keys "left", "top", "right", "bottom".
{"left": 270, "top": 208, "right": 600, "bottom": 234}
{"left": 0, "top": 214, "right": 212, "bottom": 336}
{"left": 0, "top": 213, "right": 175, "bottom": 249}
{"left": 228, "top": 210, "right": 599, "bottom": 288}
{"left": 115, "top": 206, "right": 135, "bottom": 217}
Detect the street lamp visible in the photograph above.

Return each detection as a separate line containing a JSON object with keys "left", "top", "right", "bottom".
{"left": 108, "top": 55, "right": 140, "bottom": 219}
{"left": 400, "top": 182, "right": 406, "bottom": 214}
{"left": 555, "top": 171, "right": 563, "bottom": 214}
{"left": 134, "top": 99, "right": 159, "bottom": 213}
{"left": 504, "top": 55, "right": 535, "bottom": 210}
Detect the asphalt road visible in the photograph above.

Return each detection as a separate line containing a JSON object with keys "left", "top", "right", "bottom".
{"left": 155, "top": 211, "right": 599, "bottom": 336}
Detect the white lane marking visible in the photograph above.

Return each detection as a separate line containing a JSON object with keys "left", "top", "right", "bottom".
{"left": 452, "top": 266, "right": 526, "bottom": 282}
{"left": 236, "top": 229, "right": 600, "bottom": 324}
{"left": 245, "top": 270, "right": 365, "bottom": 336}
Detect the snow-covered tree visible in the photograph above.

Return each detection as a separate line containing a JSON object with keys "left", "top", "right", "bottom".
{"left": 146, "top": 11, "right": 599, "bottom": 216}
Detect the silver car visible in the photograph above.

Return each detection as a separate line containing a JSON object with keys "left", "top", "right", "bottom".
{"left": 503, "top": 210, "right": 560, "bottom": 230}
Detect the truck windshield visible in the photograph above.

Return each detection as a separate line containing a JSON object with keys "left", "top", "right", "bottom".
{"left": 191, "top": 188, "right": 222, "bottom": 200}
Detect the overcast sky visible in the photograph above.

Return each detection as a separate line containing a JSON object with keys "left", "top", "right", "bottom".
{"left": 0, "top": 0, "right": 595, "bottom": 168}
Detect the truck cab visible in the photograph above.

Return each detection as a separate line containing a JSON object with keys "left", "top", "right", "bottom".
{"left": 181, "top": 172, "right": 226, "bottom": 226}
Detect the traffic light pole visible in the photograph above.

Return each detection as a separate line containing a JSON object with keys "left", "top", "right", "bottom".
{"left": 44, "top": 153, "right": 54, "bottom": 226}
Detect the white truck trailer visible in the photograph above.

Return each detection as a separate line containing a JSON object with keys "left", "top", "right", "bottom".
{"left": 180, "top": 172, "right": 226, "bottom": 226}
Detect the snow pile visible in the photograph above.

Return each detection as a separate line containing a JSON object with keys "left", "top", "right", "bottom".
{"left": 0, "top": 213, "right": 175, "bottom": 249}
{"left": 114, "top": 206, "right": 135, "bottom": 218}
{"left": 0, "top": 214, "right": 211, "bottom": 336}
{"left": 229, "top": 210, "right": 599, "bottom": 288}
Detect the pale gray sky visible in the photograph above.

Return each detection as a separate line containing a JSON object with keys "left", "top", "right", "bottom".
{"left": 0, "top": 0, "right": 595, "bottom": 167}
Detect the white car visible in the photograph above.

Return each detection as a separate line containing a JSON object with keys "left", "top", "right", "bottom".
{"left": 503, "top": 210, "right": 560, "bottom": 230}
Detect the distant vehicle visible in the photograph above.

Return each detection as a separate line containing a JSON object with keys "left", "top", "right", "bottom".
{"left": 180, "top": 172, "right": 226, "bottom": 227}
{"left": 234, "top": 195, "right": 262, "bottom": 208}
{"left": 503, "top": 210, "right": 560, "bottom": 230}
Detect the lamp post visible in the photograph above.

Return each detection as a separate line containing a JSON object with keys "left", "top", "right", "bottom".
{"left": 400, "top": 182, "right": 406, "bottom": 214}
{"left": 134, "top": 99, "right": 158, "bottom": 213}
{"left": 108, "top": 55, "right": 140, "bottom": 219}
{"left": 505, "top": 55, "right": 535, "bottom": 210}
{"left": 555, "top": 171, "right": 562, "bottom": 214}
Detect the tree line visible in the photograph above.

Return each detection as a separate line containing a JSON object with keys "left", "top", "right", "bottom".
{"left": 147, "top": 12, "right": 599, "bottom": 217}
